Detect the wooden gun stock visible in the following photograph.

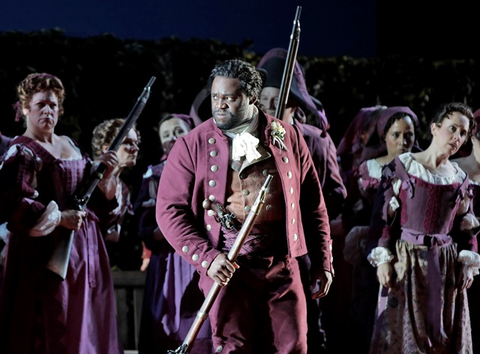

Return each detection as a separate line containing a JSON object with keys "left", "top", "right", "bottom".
{"left": 46, "top": 230, "right": 75, "bottom": 280}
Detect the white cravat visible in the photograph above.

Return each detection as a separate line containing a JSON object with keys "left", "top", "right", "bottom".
{"left": 230, "top": 131, "right": 261, "bottom": 162}
{"left": 225, "top": 108, "right": 261, "bottom": 162}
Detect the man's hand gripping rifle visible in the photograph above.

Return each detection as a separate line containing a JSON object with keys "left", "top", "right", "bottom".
{"left": 167, "top": 174, "right": 273, "bottom": 354}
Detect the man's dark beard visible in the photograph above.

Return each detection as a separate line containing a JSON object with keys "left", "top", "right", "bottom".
{"left": 213, "top": 104, "right": 250, "bottom": 131}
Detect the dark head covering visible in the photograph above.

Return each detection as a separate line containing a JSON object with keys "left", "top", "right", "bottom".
{"left": 159, "top": 113, "right": 196, "bottom": 162}
{"left": 360, "top": 106, "right": 419, "bottom": 162}
{"left": 375, "top": 106, "right": 418, "bottom": 139}
{"left": 165, "top": 113, "right": 196, "bottom": 131}
{"left": 189, "top": 87, "right": 211, "bottom": 125}
{"left": 337, "top": 106, "right": 386, "bottom": 157}
{"left": 256, "top": 48, "right": 329, "bottom": 132}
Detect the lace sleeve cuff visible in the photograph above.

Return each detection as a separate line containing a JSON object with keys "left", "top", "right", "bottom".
{"left": 29, "top": 201, "right": 61, "bottom": 237}
{"left": 458, "top": 250, "right": 480, "bottom": 276}
{"left": 459, "top": 213, "right": 480, "bottom": 231}
{"left": 367, "top": 246, "right": 394, "bottom": 267}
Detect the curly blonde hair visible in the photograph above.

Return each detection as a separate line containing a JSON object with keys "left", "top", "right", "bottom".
{"left": 15, "top": 73, "right": 65, "bottom": 122}
{"left": 91, "top": 118, "right": 141, "bottom": 159}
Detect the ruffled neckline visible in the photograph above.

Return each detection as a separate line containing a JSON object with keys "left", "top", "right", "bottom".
{"left": 399, "top": 152, "right": 465, "bottom": 185}
{"left": 365, "top": 158, "right": 383, "bottom": 180}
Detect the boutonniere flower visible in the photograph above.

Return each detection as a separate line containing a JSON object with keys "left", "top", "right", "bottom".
{"left": 269, "top": 120, "right": 287, "bottom": 151}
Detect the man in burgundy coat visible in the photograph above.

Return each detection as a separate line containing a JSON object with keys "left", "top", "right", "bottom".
{"left": 257, "top": 48, "right": 347, "bottom": 353}
{"left": 157, "top": 59, "right": 333, "bottom": 354}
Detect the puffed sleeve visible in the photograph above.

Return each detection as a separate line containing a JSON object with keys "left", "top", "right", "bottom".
{"left": 0, "top": 144, "right": 47, "bottom": 234}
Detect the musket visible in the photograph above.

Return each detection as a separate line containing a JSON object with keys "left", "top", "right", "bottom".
{"left": 46, "top": 76, "right": 156, "bottom": 280}
{"left": 274, "top": 6, "right": 302, "bottom": 120}
{"left": 167, "top": 174, "right": 273, "bottom": 354}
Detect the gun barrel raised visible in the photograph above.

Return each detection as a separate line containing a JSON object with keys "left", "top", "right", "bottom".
{"left": 46, "top": 76, "right": 156, "bottom": 280}
{"left": 274, "top": 6, "right": 302, "bottom": 120}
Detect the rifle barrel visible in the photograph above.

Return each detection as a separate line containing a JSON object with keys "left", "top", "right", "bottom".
{"left": 168, "top": 175, "right": 273, "bottom": 354}
{"left": 274, "top": 6, "right": 302, "bottom": 120}
{"left": 46, "top": 76, "right": 156, "bottom": 279}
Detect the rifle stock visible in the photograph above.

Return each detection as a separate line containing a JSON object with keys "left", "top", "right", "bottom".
{"left": 274, "top": 6, "right": 302, "bottom": 120}
{"left": 46, "top": 76, "right": 156, "bottom": 280}
{"left": 47, "top": 230, "right": 75, "bottom": 279}
{"left": 167, "top": 175, "right": 273, "bottom": 354}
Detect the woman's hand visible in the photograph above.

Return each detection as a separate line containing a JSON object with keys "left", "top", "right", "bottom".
{"left": 59, "top": 209, "right": 87, "bottom": 230}
{"left": 377, "top": 262, "right": 393, "bottom": 288}
{"left": 98, "top": 151, "right": 119, "bottom": 180}
{"left": 458, "top": 264, "right": 475, "bottom": 291}
{"left": 140, "top": 257, "right": 150, "bottom": 272}
{"left": 96, "top": 151, "right": 120, "bottom": 199}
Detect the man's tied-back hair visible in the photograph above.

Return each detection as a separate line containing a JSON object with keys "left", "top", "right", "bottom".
{"left": 209, "top": 59, "right": 263, "bottom": 98}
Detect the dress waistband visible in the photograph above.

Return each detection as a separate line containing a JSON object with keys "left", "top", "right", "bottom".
{"left": 400, "top": 228, "right": 452, "bottom": 248}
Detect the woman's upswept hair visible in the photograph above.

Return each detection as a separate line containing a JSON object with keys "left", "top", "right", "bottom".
{"left": 15, "top": 73, "right": 65, "bottom": 122}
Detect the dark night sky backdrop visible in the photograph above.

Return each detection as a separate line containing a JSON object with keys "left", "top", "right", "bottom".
{"left": 1, "top": 0, "right": 479, "bottom": 60}
{"left": 0, "top": 0, "right": 377, "bottom": 57}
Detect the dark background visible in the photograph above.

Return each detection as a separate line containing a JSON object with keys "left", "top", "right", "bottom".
{"left": 0, "top": 1, "right": 479, "bottom": 272}
{"left": 0, "top": 0, "right": 377, "bottom": 57}
{"left": 1, "top": 3, "right": 479, "bottom": 352}
{"left": 1, "top": 0, "right": 477, "bottom": 59}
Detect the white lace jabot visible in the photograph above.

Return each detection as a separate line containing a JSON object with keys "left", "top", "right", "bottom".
{"left": 224, "top": 109, "right": 261, "bottom": 163}
{"left": 229, "top": 132, "right": 261, "bottom": 162}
